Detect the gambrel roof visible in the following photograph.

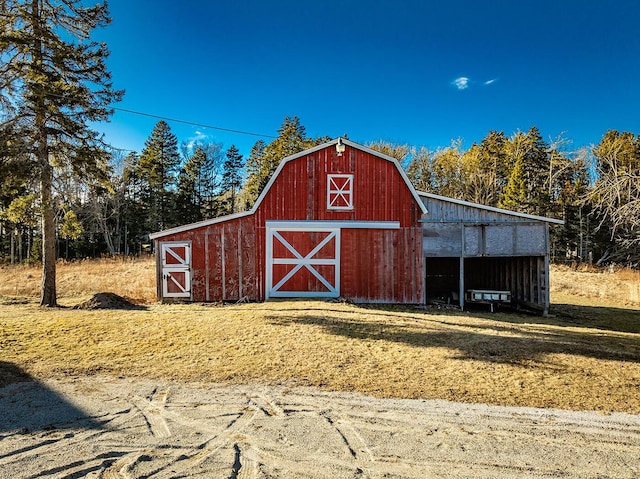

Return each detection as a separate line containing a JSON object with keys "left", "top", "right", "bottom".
{"left": 150, "top": 138, "right": 427, "bottom": 240}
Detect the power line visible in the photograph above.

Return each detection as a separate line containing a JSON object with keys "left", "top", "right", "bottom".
{"left": 111, "top": 106, "right": 278, "bottom": 139}
{"left": 37, "top": 89, "right": 279, "bottom": 140}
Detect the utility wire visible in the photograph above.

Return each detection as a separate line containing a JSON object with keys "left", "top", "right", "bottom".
{"left": 110, "top": 106, "right": 278, "bottom": 139}
{"left": 36, "top": 89, "right": 279, "bottom": 140}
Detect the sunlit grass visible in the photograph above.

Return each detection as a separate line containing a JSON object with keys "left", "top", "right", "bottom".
{"left": 0, "top": 259, "right": 638, "bottom": 413}
{"left": 1, "top": 299, "right": 639, "bottom": 413}
{"left": 0, "top": 256, "right": 156, "bottom": 303}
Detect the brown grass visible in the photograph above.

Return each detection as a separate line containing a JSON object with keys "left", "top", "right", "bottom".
{"left": 0, "top": 259, "right": 638, "bottom": 414}
{"left": 0, "top": 256, "right": 156, "bottom": 303}
{"left": 552, "top": 263, "right": 640, "bottom": 306}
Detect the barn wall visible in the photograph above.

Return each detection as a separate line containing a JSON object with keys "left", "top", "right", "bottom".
{"left": 254, "top": 146, "right": 420, "bottom": 227}
{"left": 340, "top": 227, "right": 423, "bottom": 303}
{"left": 156, "top": 215, "right": 263, "bottom": 302}
{"left": 423, "top": 223, "right": 548, "bottom": 257}
{"left": 421, "top": 196, "right": 538, "bottom": 223}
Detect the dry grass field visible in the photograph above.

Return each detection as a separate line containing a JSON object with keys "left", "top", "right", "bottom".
{"left": 0, "top": 257, "right": 638, "bottom": 414}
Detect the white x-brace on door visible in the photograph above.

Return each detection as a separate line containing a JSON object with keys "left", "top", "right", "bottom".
{"left": 161, "top": 242, "right": 191, "bottom": 298}
{"left": 266, "top": 225, "right": 340, "bottom": 299}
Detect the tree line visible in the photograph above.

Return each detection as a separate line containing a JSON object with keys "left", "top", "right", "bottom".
{"left": 2, "top": 114, "right": 639, "bottom": 267}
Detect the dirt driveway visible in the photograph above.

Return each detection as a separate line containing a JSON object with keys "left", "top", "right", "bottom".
{"left": 1, "top": 376, "right": 639, "bottom": 478}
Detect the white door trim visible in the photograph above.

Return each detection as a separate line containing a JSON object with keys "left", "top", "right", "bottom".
{"left": 266, "top": 220, "right": 399, "bottom": 229}
{"left": 266, "top": 225, "right": 340, "bottom": 299}
{"left": 161, "top": 242, "right": 192, "bottom": 299}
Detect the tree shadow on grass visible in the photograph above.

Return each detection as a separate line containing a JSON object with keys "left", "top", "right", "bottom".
{"left": 0, "top": 362, "right": 103, "bottom": 435}
{"left": 263, "top": 299, "right": 639, "bottom": 335}
{"left": 267, "top": 310, "right": 640, "bottom": 367}
{"left": 548, "top": 303, "right": 640, "bottom": 334}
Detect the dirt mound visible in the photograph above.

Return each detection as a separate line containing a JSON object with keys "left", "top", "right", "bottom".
{"left": 74, "top": 292, "right": 145, "bottom": 310}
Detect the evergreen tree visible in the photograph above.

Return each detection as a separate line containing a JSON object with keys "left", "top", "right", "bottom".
{"left": 177, "top": 141, "right": 224, "bottom": 221}
{"left": 0, "top": 0, "right": 123, "bottom": 305}
{"left": 243, "top": 139, "right": 266, "bottom": 208}
{"left": 121, "top": 152, "right": 148, "bottom": 254}
{"left": 500, "top": 150, "right": 528, "bottom": 211}
{"left": 176, "top": 147, "right": 205, "bottom": 224}
{"left": 221, "top": 144, "right": 244, "bottom": 214}
{"left": 135, "top": 121, "right": 181, "bottom": 232}
{"left": 477, "top": 131, "right": 509, "bottom": 206}
{"left": 259, "top": 116, "right": 312, "bottom": 192}
{"left": 242, "top": 117, "right": 322, "bottom": 207}
{"left": 500, "top": 128, "right": 550, "bottom": 216}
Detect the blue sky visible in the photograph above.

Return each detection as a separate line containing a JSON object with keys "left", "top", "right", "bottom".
{"left": 94, "top": 0, "right": 640, "bottom": 158}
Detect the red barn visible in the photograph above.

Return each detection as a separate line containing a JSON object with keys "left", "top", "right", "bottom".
{"left": 149, "top": 138, "right": 427, "bottom": 303}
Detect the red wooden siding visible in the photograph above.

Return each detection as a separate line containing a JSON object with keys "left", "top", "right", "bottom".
{"left": 154, "top": 141, "right": 425, "bottom": 303}
{"left": 158, "top": 215, "right": 262, "bottom": 301}
{"left": 340, "top": 227, "right": 423, "bottom": 303}
{"left": 254, "top": 146, "right": 420, "bottom": 226}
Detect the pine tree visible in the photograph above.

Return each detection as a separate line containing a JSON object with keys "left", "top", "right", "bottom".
{"left": 499, "top": 128, "right": 550, "bottom": 215}
{"left": 0, "top": 0, "right": 123, "bottom": 306}
{"left": 241, "top": 117, "right": 321, "bottom": 208}
{"left": 500, "top": 151, "right": 528, "bottom": 211}
{"left": 259, "top": 116, "right": 308, "bottom": 190}
{"left": 177, "top": 142, "right": 224, "bottom": 220}
{"left": 176, "top": 145, "right": 220, "bottom": 222}
{"left": 243, "top": 139, "right": 266, "bottom": 208}
{"left": 176, "top": 147, "right": 205, "bottom": 224}
{"left": 135, "top": 121, "right": 181, "bottom": 232}
{"left": 221, "top": 145, "right": 244, "bottom": 214}
{"left": 478, "top": 131, "right": 509, "bottom": 206}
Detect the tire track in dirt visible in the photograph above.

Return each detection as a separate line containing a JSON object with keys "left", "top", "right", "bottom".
{"left": 127, "top": 390, "right": 261, "bottom": 478}
{"left": 131, "top": 388, "right": 172, "bottom": 439}
{"left": 3, "top": 378, "right": 640, "bottom": 478}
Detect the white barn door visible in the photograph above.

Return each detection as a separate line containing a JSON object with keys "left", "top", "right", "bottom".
{"left": 161, "top": 242, "right": 191, "bottom": 298}
{"left": 266, "top": 225, "right": 340, "bottom": 299}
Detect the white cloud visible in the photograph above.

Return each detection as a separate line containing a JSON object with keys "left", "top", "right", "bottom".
{"left": 484, "top": 78, "right": 497, "bottom": 85}
{"left": 453, "top": 77, "right": 470, "bottom": 90}
{"left": 185, "top": 129, "right": 209, "bottom": 149}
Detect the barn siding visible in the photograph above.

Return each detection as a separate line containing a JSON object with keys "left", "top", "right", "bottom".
{"left": 158, "top": 215, "right": 262, "bottom": 302}
{"left": 340, "top": 227, "right": 423, "bottom": 303}
{"left": 423, "top": 223, "right": 548, "bottom": 257}
{"left": 255, "top": 147, "right": 419, "bottom": 227}
{"left": 154, "top": 142, "right": 425, "bottom": 303}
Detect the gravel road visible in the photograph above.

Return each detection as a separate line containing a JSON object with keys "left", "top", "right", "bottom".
{"left": 1, "top": 376, "right": 639, "bottom": 478}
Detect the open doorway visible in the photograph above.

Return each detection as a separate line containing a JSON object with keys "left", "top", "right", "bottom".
{"left": 425, "top": 257, "right": 460, "bottom": 306}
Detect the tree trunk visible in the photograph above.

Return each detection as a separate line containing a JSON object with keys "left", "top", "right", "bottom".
{"left": 10, "top": 228, "right": 15, "bottom": 265}
{"left": 40, "top": 160, "right": 57, "bottom": 306}
{"left": 30, "top": 0, "right": 57, "bottom": 306}
{"left": 101, "top": 216, "right": 116, "bottom": 255}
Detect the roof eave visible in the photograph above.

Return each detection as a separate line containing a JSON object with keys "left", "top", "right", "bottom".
{"left": 149, "top": 211, "right": 253, "bottom": 240}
